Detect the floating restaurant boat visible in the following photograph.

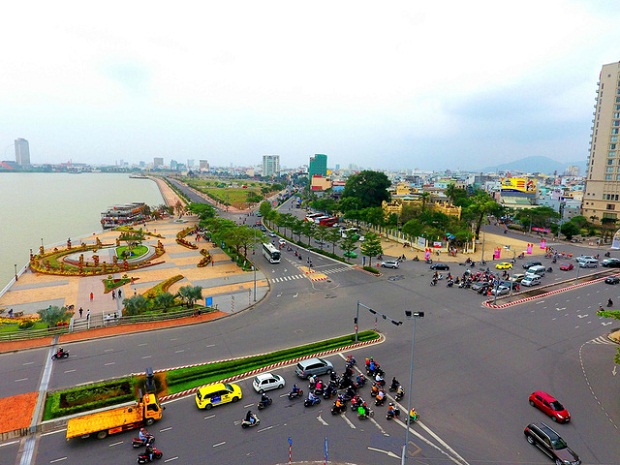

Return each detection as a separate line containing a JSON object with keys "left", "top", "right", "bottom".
{"left": 100, "top": 202, "right": 146, "bottom": 229}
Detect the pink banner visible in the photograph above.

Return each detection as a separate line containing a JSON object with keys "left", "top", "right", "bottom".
{"left": 540, "top": 240, "right": 546, "bottom": 249}
{"left": 527, "top": 243, "right": 533, "bottom": 254}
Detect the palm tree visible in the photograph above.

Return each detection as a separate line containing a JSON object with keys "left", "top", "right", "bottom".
{"left": 177, "top": 285, "right": 203, "bottom": 308}
{"left": 154, "top": 292, "right": 177, "bottom": 311}
{"left": 123, "top": 295, "right": 148, "bottom": 316}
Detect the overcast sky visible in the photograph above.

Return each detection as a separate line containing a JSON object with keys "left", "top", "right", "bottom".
{"left": 1, "top": 1, "right": 619, "bottom": 171}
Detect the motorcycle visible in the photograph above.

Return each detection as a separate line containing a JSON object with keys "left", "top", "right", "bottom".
{"left": 331, "top": 402, "right": 346, "bottom": 415}
{"left": 388, "top": 380, "right": 399, "bottom": 392}
{"left": 430, "top": 279, "right": 437, "bottom": 286}
{"left": 304, "top": 396, "right": 321, "bottom": 407}
{"left": 132, "top": 434, "right": 155, "bottom": 448}
{"left": 323, "top": 384, "right": 337, "bottom": 399}
{"left": 137, "top": 446, "right": 163, "bottom": 463}
{"left": 386, "top": 408, "right": 401, "bottom": 420}
{"left": 358, "top": 407, "right": 374, "bottom": 419}
{"left": 288, "top": 388, "right": 303, "bottom": 400}
{"left": 51, "top": 350, "right": 69, "bottom": 360}
{"left": 257, "top": 396, "right": 272, "bottom": 410}
{"left": 407, "top": 409, "right": 419, "bottom": 424}
{"left": 375, "top": 396, "right": 386, "bottom": 406}
{"left": 350, "top": 395, "right": 363, "bottom": 411}
{"left": 395, "top": 389, "right": 404, "bottom": 402}
{"left": 446, "top": 280, "right": 454, "bottom": 287}
{"left": 241, "top": 414, "right": 261, "bottom": 429}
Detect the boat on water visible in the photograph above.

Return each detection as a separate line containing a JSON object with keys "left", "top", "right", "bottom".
{"left": 101, "top": 202, "right": 147, "bottom": 229}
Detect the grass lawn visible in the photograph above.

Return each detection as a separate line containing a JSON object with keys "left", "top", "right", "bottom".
{"left": 116, "top": 245, "right": 148, "bottom": 259}
{"left": 0, "top": 321, "right": 48, "bottom": 333}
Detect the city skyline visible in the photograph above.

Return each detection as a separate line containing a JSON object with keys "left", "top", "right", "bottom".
{"left": 1, "top": 2, "right": 619, "bottom": 171}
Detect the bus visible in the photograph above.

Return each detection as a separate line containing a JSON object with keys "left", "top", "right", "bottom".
{"left": 262, "top": 243, "right": 281, "bottom": 264}
{"left": 318, "top": 217, "right": 338, "bottom": 227}
{"left": 305, "top": 213, "right": 323, "bottom": 222}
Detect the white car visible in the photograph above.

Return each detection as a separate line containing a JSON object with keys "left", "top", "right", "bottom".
{"left": 521, "top": 275, "right": 542, "bottom": 287}
{"left": 381, "top": 260, "right": 399, "bottom": 269}
{"left": 278, "top": 239, "right": 286, "bottom": 246}
{"left": 252, "top": 372, "right": 286, "bottom": 393}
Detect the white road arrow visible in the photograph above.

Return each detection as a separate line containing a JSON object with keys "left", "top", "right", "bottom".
{"left": 367, "top": 447, "right": 399, "bottom": 459}
{"left": 602, "top": 322, "right": 612, "bottom": 326}
{"left": 613, "top": 366, "right": 617, "bottom": 377}
{"left": 578, "top": 314, "right": 588, "bottom": 319}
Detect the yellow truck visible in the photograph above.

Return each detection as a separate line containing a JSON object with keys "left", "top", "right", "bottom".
{"left": 66, "top": 393, "right": 163, "bottom": 440}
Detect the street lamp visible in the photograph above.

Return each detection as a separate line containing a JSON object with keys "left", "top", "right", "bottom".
{"left": 355, "top": 301, "right": 402, "bottom": 342}
{"left": 253, "top": 227, "right": 257, "bottom": 302}
{"left": 402, "top": 310, "right": 424, "bottom": 465}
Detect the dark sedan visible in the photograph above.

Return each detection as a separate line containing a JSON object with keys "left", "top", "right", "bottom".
{"left": 605, "top": 276, "right": 620, "bottom": 285}
{"left": 430, "top": 262, "right": 450, "bottom": 271}
{"left": 602, "top": 258, "right": 620, "bottom": 268}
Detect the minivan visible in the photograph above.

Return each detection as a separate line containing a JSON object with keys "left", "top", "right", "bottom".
{"left": 526, "top": 265, "right": 546, "bottom": 277}
{"left": 579, "top": 258, "right": 598, "bottom": 268}
{"left": 295, "top": 357, "right": 333, "bottom": 379}
{"left": 521, "top": 275, "right": 542, "bottom": 287}
{"left": 522, "top": 260, "right": 542, "bottom": 270}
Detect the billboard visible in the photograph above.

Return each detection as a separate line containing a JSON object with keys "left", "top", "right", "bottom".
{"left": 500, "top": 177, "right": 536, "bottom": 194}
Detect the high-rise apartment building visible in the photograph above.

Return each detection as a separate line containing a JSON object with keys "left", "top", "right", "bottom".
{"left": 262, "top": 155, "right": 280, "bottom": 177}
{"left": 153, "top": 157, "right": 164, "bottom": 168}
{"left": 14, "top": 138, "right": 30, "bottom": 166}
{"left": 199, "top": 160, "right": 209, "bottom": 171}
{"left": 583, "top": 61, "right": 620, "bottom": 224}
{"left": 309, "top": 154, "right": 327, "bottom": 180}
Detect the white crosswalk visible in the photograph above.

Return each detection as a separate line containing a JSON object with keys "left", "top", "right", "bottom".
{"left": 270, "top": 266, "right": 351, "bottom": 283}
{"left": 589, "top": 335, "right": 617, "bottom": 345}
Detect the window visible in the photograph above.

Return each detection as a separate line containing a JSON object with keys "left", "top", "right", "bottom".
{"left": 606, "top": 175, "right": 613, "bottom": 180}
{"left": 614, "top": 120, "right": 620, "bottom": 127}
{"left": 607, "top": 167, "right": 614, "bottom": 173}
{"left": 607, "top": 204, "right": 616, "bottom": 210}
{"left": 609, "top": 151, "right": 616, "bottom": 157}
{"left": 615, "top": 113, "right": 620, "bottom": 119}
{"left": 612, "top": 136, "right": 618, "bottom": 142}
{"left": 608, "top": 159, "right": 615, "bottom": 165}
{"left": 611, "top": 144, "right": 617, "bottom": 150}
{"left": 613, "top": 128, "right": 619, "bottom": 135}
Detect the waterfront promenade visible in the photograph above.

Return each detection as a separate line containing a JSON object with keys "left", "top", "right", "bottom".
{"left": 0, "top": 178, "right": 270, "bottom": 353}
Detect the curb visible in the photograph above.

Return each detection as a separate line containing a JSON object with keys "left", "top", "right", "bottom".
{"left": 484, "top": 274, "right": 612, "bottom": 309}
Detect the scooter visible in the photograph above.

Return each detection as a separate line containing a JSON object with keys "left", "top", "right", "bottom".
{"left": 51, "top": 350, "right": 69, "bottom": 360}
{"left": 375, "top": 396, "right": 386, "bottom": 406}
{"left": 137, "top": 446, "right": 163, "bottom": 463}
{"left": 395, "top": 389, "right": 404, "bottom": 402}
{"left": 358, "top": 407, "right": 374, "bottom": 419}
{"left": 386, "top": 408, "right": 401, "bottom": 420}
{"left": 257, "top": 396, "right": 272, "bottom": 410}
{"left": 132, "top": 434, "right": 155, "bottom": 448}
{"left": 331, "top": 402, "right": 346, "bottom": 415}
{"left": 304, "top": 396, "right": 321, "bottom": 407}
{"left": 241, "top": 414, "right": 261, "bottom": 429}
{"left": 288, "top": 388, "right": 303, "bottom": 400}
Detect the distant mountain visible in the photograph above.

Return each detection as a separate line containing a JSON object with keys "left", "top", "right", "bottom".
{"left": 478, "top": 156, "right": 586, "bottom": 176}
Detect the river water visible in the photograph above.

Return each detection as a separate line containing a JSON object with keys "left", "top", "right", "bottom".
{"left": 0, "top": 173, "right": 164, "bottom": 289}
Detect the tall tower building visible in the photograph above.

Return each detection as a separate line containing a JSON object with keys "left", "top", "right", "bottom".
{"left": 309, "top": 154, "right": 327, "bottom": 180}
{"left": 262, "top": 155, "right": 280, "bottom": 177}
{"left": 583, "top": 61, "right": 620, "bottom": 224}
{"left": 14, "top": 138, "right": 30, "bottom": 166}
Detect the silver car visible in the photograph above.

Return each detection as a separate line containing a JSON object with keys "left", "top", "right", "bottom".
{"left": 381, "top": 260, "right": 399, "bottom": 269}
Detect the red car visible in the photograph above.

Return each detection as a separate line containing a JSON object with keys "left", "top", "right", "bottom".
{"left": 529, "top": 391, "right": 570, "bottom": 423}
{"left": 559, "top": 263, "right": 574, "bottom": 271}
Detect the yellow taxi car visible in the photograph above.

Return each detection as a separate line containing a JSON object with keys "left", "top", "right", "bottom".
{"left": 495, "top": 262, "right": 513, "bottom": 270}
{"left": 195, "top": 382, "right": 243, "bottom": 410}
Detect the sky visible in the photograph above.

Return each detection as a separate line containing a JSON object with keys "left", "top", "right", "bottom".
{"left": 1, "top": 0, "right": 620, "bottom": 172}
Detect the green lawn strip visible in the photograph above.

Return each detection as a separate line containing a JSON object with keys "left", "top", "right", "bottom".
{"left": 41, "top": 331, "right": 379, "bottom": 420}
{"left": 115, "top": 245, "right": 148, "bottom": 259}
{"left": 0, "top": 321, "right": 48, "bottom": 333}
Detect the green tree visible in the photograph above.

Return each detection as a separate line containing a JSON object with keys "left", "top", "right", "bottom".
{"left": 360, "top": 207, "right": 385, "bottom": 227}
{"left": 37, "top": 305, "right": 73, "bottom": 327}
{"left": 154, "top": 292, "right": 177, "bottom": 311}
{"left": 229, "top": 226, "right": 258, "bottom": 259}
{"left": 279, "top": 213, "right": 296, "bottom": 239}
{"left": 177, "top": 285, "right": 203, "bottom": 308}
{"left": 118, "top": 229, "right": 145, "bottom": 253}
{"left": 341, "top": 171, "right": 391, "bottom": 211}
{"left": 464, "top": 192, "right": 502, "bottom": 237}
{"left": 314, "top": 225, "right": 330, "bottom": 249}
{"left": 560, "top": 222, "right": 580, "bottom": 240}
{"left": 246, "top": 191, "right": 263, "bottom": 209}
{"left": 301, "top": 220, "right": 316, "bottom": 246}
{"left": 123, "top": 295, "right": 148, "bottom": 316}
{"left": 258, "top": 201, "right": 272, "bottom": 218}
{"left": 325, "top": 227, "right": 342, "bottom": 254}
{"left": 189, "top": 202, "right": 217, "bottom": 221}
{"left": 291, "top": 218, "right": 304, "bottom": 242}
{"left": 360, "top": 232, "right": 383, "bottom": 267}
{"left": 340, "top": 235, "right": 358, "bottom": 262}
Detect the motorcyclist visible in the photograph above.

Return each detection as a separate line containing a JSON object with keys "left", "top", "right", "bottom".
{"left": 396, "top": 384, "right": 405, "bottom": 399}
{"left": 370, "top": 382, "right": 379, "bottom": 397}
{"left": 315, "top": 379, "right": 324, "bottom": 392}
{"left": 387, "top": 402, "right": 397, "bottom": 418}
{"left": 409, "top": 407, "right": 418, "bottom": 422}
{"left": 260, "top": 393, "right": 270, "bottom": 408}
{"left": 355, "top": 373, "right": 366, "bottom": 387}
{"left": 308, "top": 390, "right": 319, "bottom": 404}
{"left": 346, "top": 354, "right": 356, "bottom": 367}
{"left": 245, "top": 410, "right": 257, "bottom": 424}
{"left": 390, "top": 377, "right": 399, "bottom": 391}
{"left": 138, "top": 428, "right": 150, "bottom": 445}
{"left": 56, "top": 347, "right": 64, "bottom": 358}
{"left": 608, "top": 298, "right": 613, "bottom": 307}
{"left": 334, "top": 396, "right": 343, "bottom": 411}
{"left": 376, "top": 389, "right": 385, "bottom": 404}
{"left": 375, "top": 372, "right": 385, "bottom": 386}
{"left": 291, "top": 384, "right": 300, "bottom": 395}
{"left": 145, "top": 443, "right": 154, "bottom": 462}
{"left": 308, "top": 374, "right": 317, "bottom": 389}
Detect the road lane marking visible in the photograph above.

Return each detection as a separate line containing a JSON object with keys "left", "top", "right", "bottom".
{"left": 138, "top": 343, "right": 148, "bottom": 346}
{"left": 49, "top": 458, "right": 67, "bottom": 463}
{"left": 206, "top": 344, "right": 215, "bottom": 348}
{"left": 104, "top": 348, "right": 114, "bottom": 352}
{"left": 142, "top": 355, "right": 152, "bottom": 359}
{"left": 0, "top": 440, "right": 19, "bottom": 447}
{"left": 163, "top": 457, "right": 178, "bottom": 462}
{"left": 257, "top": 425, "right": 274, "bottom": 432}
{"left": 204, "top": 414, "right": 215, "bottom": 420}
{"left": 63, "top": 369, "right": 76, "bottom": 373}
{"left": 109, "top": 441, "right": 123, "bottom": 447}
{"left": 22, "top": 362, "right": 34, "bottom": 366}
{"left": 367, "top": 447, "right": 398, "bottom": 458}
{"left": 14, "top": 378, "right": 28, "bottom": 382}
{"left": 174, "top": 350, "right": 185, "bottom": 353}
{"left": 104, "top": 362, "right": 115, "bottom": 366}
{"left": 213, "top": 442, "right": 226, "bottom": 447}
{"left": 317, "top": 414, "right": 329, "bottom": 425}
{"left": 159, "top": 427, "right": 172, "bottom": 432}
{"left": 340, "top": 413, "right": 356, "bottom": 429}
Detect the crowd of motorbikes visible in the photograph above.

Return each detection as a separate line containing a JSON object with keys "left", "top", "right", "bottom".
{"left": 243, "top": 354, "right": 419, "bottom": 429}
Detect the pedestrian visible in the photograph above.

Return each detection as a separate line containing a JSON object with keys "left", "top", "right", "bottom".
{"left": 117, "top": 289, "right": 122, "bottom": 299}
{"left": 8, "top": 308, "right": 13, "bottom": 318}
{"left": 89, "top": 292, "right": 94, "bottom": 301}
{"left": 78, "top": 307, "right": 83, "bottom": 318}
{"left": 112, "top": 290, "right": 116, "bottom": 300}
{"left": 86, "top": 309, "right": 91, "bottom": 320}
{"left": 211, "top": 258, "right": 215, "bottom": 266}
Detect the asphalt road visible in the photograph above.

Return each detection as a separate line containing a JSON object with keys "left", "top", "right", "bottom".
{"left": 4, "top": 188, "right": 620, "bottom": 465}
